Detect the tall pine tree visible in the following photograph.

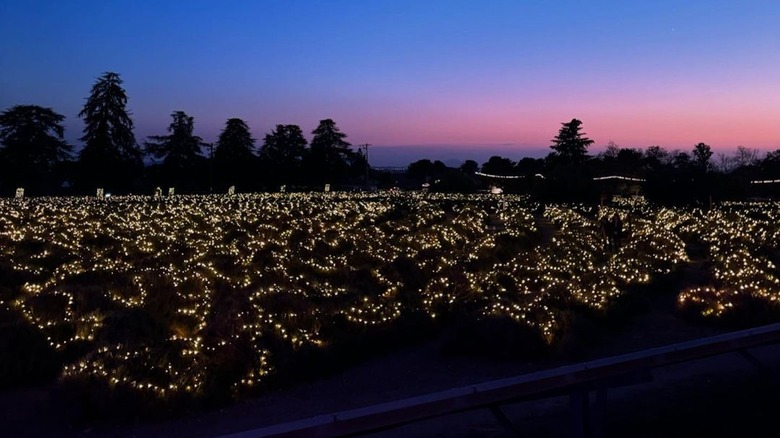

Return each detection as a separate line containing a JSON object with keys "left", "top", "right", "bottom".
{"left": 305, "top": 118, "right": 356, "bottom": 184}
{"left": 144, "top": 111, "right": 207, "bottom": 190}
{"left": 549, "top": 118, "right": 594, "bottom": 164}
{"left": 78, "top": 72, "right": 142, "bottom": 191}
{"left": 0, "top": 105, "right": 72, "bottom": 194}
{"left": 259, "top": 124, "right": 307, "bottom": 188}
{"left": 214, "top": 118, "right": 256, "bottom": 191}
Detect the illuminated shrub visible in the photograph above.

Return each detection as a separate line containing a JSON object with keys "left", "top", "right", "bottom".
{"left": 0, "top": 194, "right": 777, "bottom": 416}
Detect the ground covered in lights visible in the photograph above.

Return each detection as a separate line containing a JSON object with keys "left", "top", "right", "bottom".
{"left": 1, "top": 193, "right": 779, "bottom": 423}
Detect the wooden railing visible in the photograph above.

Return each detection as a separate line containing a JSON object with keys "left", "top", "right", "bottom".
{"left": 219, "top": 323, "right": 780, "bottom": 438}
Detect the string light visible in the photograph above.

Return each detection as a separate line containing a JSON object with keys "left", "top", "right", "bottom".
{"left": 1, "top": 193, "right": 776, "bottom": 401}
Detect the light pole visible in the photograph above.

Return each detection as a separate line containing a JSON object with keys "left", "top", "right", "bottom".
{"left": 208, "top": 142, "right": 214, "bottom": 193}
{"left": 361, "top": 143, "right": 371, "bottom": 188}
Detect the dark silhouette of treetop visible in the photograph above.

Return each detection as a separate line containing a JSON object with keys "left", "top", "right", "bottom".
{"left": 0, "top": 105, "right": 71, "bottom": 165}
{"left": 215, "top": 118, "right": 255, "bottom": 163}
{"left": 307, "top": 118, "right": 355, "bottom": 183}
{"left": 692, "top": 142, "right": 713, "bottom": 171}
{"left": 0, "top": 105, "right": 71, "bottom": 192}
{"left": 145, "top": 111, "right": 206, "bottom": 166}
{"left": 259, "top": 124, "right": 307, "bottom": 187}
{"left": 144, "top": 111, "right": 207, "bottom": 189}
{"left": 213, "top": 117, "right": 256, "bottom": 191}
{"left": 644, "top": 145, "right": 669, "bottom": 170}
{"left": 673, "top": 151, "right": 692, "bottom": 170}
{"left": 550, "top": 118, "right": 594, "bottom": 163}
{"left": 481, "top": 156, "right": 515, "bottom": 175}
{"left": 78, "top": 72, "right": 142, "bottom": 190}
{"left": 310, "top": 118, "right": 351, "bottom": 154}
{"left": 459, "top": 159, "right": 479, "bottom": 174}
{"left": 260, "top": 124, "right": 307, "bottom": 168}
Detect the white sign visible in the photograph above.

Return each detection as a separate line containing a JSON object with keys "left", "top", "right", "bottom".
{"left": 324, "top": 184, "right": 331, "bottom": 192}
{"left": 168, "top": 187, "right": 175, "bottom": 197}
{"left": 96, "top": 188, "right": 104, "bottom": 199}
{"left": 15, "top": 188, "right": 24, "bottom": 199}
{"left": 228, "top": 186, "right": 235, "bottom": 196}
{"left": 280, "top": 185, "right": 286, "bottom": 193}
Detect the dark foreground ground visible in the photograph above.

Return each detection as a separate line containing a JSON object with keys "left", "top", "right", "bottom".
{"left": 3, "top": 293, "right": 779, "bottom": 438}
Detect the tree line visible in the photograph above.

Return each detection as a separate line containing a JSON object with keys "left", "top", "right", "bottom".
{"left": 402, "top": 119, "right": 780, "bottom": 203}
{"left": 1, "top": 73, "right": 779, "bottom": 202}
{"left": 0, "top": 72, "right": 366, "bottom": 195}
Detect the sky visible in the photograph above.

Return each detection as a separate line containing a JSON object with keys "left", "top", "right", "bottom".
{"left": 1, "top": 0, "right": 779, "bottom": 166}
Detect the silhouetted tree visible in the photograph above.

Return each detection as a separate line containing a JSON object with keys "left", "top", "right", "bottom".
{"left": 349, "top": 147, "right": 369, "bottom": 185}
{"left": 764, "top": 149, "right": 780, "bottom": 163}
{"left": 305, "top": 119, "right": 356, "bottom": 184}
{"left": 259, "top": 124, "right": 307, "bottom": 188}
{"left": 644, "top": 145, "right": 669, "bottom": 170}
{"left": 481, "top": 156, "right": 515, "bottom": 175}
{"left": 616, "top": 148, "right": 644, "bottom": 172}
{"left": 692, "top": 142, "right": 713, "bottom": 171}
{"left": 549, "top": 119, "right": 594, "bottom": 164}
{"left": 600, "top": 140, "right": 620, "bottom": 160}
{"left": 144, "top": 111, "right": 207, "bottom": 190}
{"left": 722, "top": 146, "right": 763, "bottom": 198}
{"left": 688, "top": 143, "right": 716, "bottom": 203}
{"left": 516, "top": 157, "right": 544, "bottom": 175}
{"left": 433, "top": 162, "right": 480, "bottom": 193}
{"left": 406, "top": 159, "right": 435, "bottom": 182}
{"left": 715, "top": 152, "right": 736, "bottom": 173}
{"left": 672, "top": 151, "right": 692, "bottom": 170}
{"left": 591, "top": 146, "right": 645, "bottom": 197}
{"left": 459, "top": 160, "right": 479, "bottom": 174}
{"left": 762, "top": 149, "right": 780, "bottom": 174}
{"left": 540, "top": 119, "right": 596, "bottom": 201}
{"left": 0, "top": 105, "right": 71, "bottom": 194}
{"left": 214, "top": 118, "right": 256, "bottom": 191}
{"left": 432, "top": 160, "right": 448, "bottom": 176}
{"left": 733, "top": 145, "right": 760, "bottom": 169}
{"left": 77, "top": 72, "right": 142, "bottom": 192}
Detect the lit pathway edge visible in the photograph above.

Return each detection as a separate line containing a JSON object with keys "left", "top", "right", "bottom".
{"left": 218, "top": 322, "right": 780, "bottom": 438}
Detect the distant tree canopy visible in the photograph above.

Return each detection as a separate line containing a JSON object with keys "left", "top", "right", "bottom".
{"left": 541, "top": 119, "right": 596, "bottom": 200}
{"left": 692, "top": 142, "right": 713, "bottom": 171}
{"left": 459, "top": 159, "right": 479, "bottom": 174}
{"left": 214, "top": 118, "right": 256, "bottom": 191}
{"left": 596, "top": 143, "right": 644, "bottom": 176}
{"left": 306, "top": 119, "right": 357, "bottom": 184}
{"left": 3, "top": 72, "right": 780, "bottom": 199}
{"left": 77, "top": 72, "right": 142, "bottom": 191}
{"left": 513, "top": 157, "right": 540, "bottom": 173}
{"left": 763, "top": 150, "right": 780, "bottom": 174}
{"left": 481, "top": 156, "right": 516, "bottom": 175}
{"left": 673, "top": 151, "right": 692, "bottom": 170}
{"left": 215, "top": 118, "right": 255, "bottom": 163}
{"left": 406, "top": 159, "right": 450, "bottom": 183}
{"left": 644, "top": 145, "right": 669, "bottom": 170}
{"left": 0, "top": 105, "right": 71, "bottom": 193}
{"left": 259, "top": 124, "right": 307, "bottom": 187}
{"left": 144, "top": 111, "right": 207, "bottom": 189}
{"left": 549, "top": 118, "right": 594, "bottom": 164}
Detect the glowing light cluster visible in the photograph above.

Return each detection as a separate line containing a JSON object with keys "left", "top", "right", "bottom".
{"left": 677, "top": 202, "right": 780, "bottom": 317}
{"left": 0, "top": 193, "right": 776, "bottom": 401}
